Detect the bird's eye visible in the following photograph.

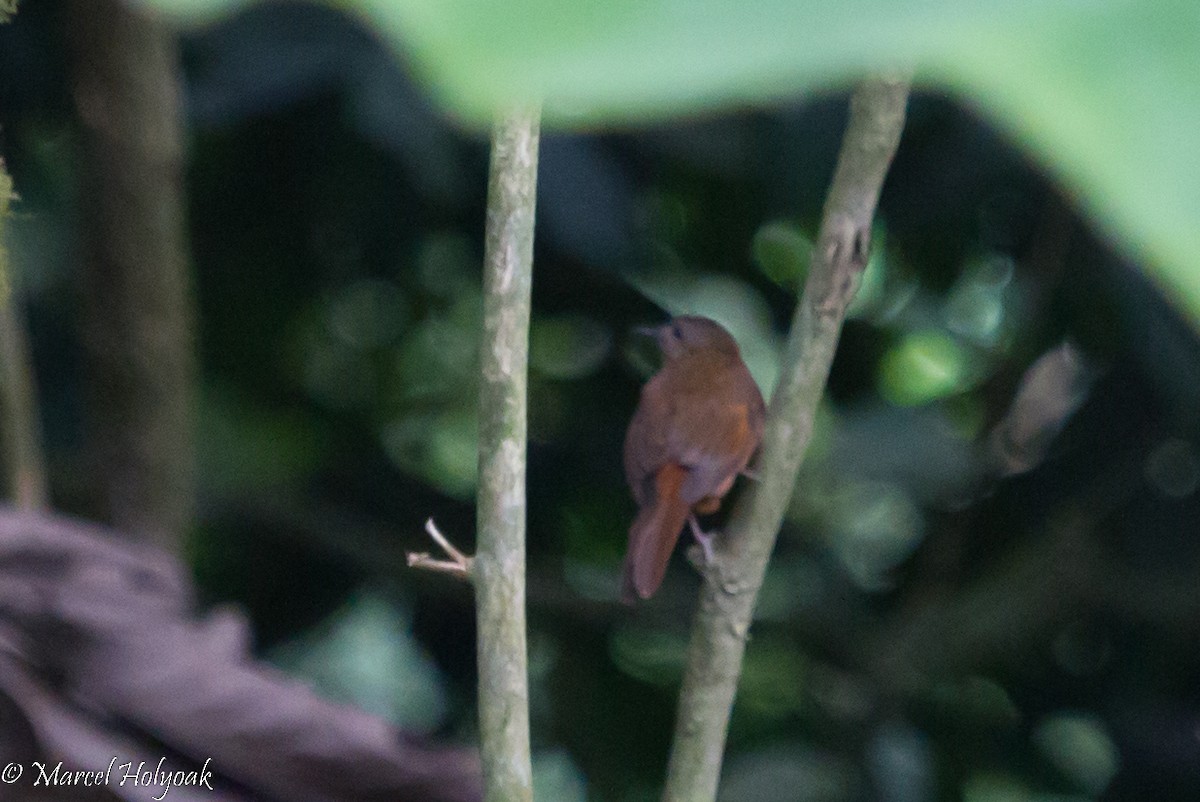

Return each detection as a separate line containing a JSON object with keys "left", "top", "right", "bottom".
{"left": 671, "top": 323, "right": 683, "bottom": 339}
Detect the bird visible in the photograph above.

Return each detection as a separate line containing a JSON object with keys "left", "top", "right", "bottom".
{"left": 621, "top": 316, "right": 766, "bottom": 602}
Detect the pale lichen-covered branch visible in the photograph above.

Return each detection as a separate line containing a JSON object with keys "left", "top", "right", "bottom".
{"left": 474, "top": 106, "right": 540, "bottom": 802}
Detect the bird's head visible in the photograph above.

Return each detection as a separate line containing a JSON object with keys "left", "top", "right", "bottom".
{"left": 638, "top": 316, "right": 741, "bottom": 361}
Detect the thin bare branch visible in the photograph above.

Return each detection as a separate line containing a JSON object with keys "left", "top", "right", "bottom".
{"left": 662, "top": 74, "right": 912, "bottom": 802}
{"left": 474, "top": 105, "right": 540, "bottom": 802}
{"left": 407, "top": 518, "right": 474, "bottom": 579}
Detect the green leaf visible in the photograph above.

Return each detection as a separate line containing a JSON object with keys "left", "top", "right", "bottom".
{"left": 935, "top": 3, "right": 1200, "bottom": 329}
{"left": 752, "top": 221, "right": 811, "bottom": 287}
{"left": 879, "top": 329, "right": 971, "bottom": 407}
{"left": 1032, "top": 713, "right": 1119, "bottom": 796}
{"left": 144, "top": 0, "right": 1200, "bottom": 324}
{"left": 268, "top": 590, "right": 450, "bottom": 732}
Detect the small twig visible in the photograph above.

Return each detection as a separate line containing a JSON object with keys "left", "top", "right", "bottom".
{"left": 406, "top": 518, "right": 474, "bottom": 580}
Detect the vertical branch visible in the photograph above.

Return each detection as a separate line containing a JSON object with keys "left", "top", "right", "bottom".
{"left": 0, "top": 159, "right": 48, "bottom": 510}
{"left": 662, "top": 75, "right": 911, "bottom": 802}
{"left": 475, "top": 106, "right": 540, "bottom": 802}
{"left": 68, "top": 0, "right": 194, "bottom": 552}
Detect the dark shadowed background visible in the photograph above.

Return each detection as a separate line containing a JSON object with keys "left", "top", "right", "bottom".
{"left": 2, "top": 1, "right": 1199, "bottom": 799}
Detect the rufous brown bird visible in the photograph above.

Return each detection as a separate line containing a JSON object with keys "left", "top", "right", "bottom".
{"left": 621, "top": 316, "right": 766, "bottom": 602}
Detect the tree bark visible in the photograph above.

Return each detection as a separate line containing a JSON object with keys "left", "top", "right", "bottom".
{"left": 68, "top": 0, "right": 194, "bottom": 552}
{"left": 0, "top": 160, "right": 48, "bottom": 510}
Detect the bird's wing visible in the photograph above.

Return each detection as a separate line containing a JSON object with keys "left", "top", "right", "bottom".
{"left": 623, "top": 374, "right": 673, "bottom": 506}
{"left": 670, "top": 392, "right": 760, "bottom": 505}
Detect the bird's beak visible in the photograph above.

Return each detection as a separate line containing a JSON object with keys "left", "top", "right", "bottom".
{"left": 633, "top": 325, "right": 661, "bottom": 338}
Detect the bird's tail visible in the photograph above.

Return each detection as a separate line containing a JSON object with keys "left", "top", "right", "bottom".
{"left": 621, "top": 463, "right": 690, "bottom": 603}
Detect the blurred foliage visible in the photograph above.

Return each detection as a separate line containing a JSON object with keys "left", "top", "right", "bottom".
{"left": 4, "top": 0, "right": 1200, "bottom": 800}
{"left": 532, "top": 749, "right": 589, "bottom": 802}
{"left": 879, "top": 329, "right": 973, "bottom": 408}
{"left": 140, "top": 0, "right": 1200, "bottom": 335}
{"left": 752, "top": 220, "right": 811, "bottom": 288}
{"left": 270, "top": 587, "right": 451, "bottom": 732}
{"left": 1032, "top": 713, "right": 1119, "bottom": 796}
